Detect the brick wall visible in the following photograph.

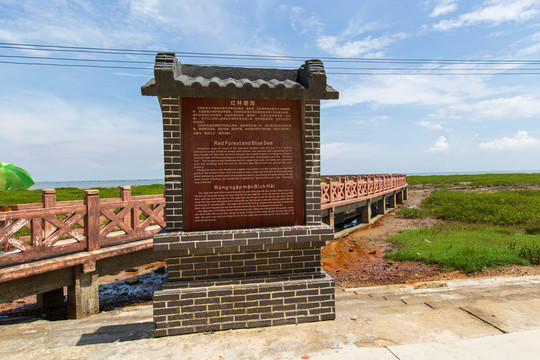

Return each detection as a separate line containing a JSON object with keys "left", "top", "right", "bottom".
{"left": 303, "top": 100, "right": 322, "bottom": 225}
{"left": 159, "top": 96, "right": 184, "bottom": 231}
{"left": 154, "top": 273, "right": 335, "bottom": 337}
{"left": 166, "top": 240, "right": 325, "bottom": 283}
{"left": 154, "top": 224, "right": 333, "bottom": 251}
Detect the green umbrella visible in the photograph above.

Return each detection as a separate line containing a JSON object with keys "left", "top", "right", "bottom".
{"left": 0, "top": 163, "right": 35, "bottom": 191}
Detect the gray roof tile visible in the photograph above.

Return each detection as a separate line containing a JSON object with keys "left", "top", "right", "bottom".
{"left": 141, "top": 52, "right": 339, "bottom": 100}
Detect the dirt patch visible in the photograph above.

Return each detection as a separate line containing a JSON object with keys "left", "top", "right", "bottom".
{"left": 322, "top": 185, "right": 540, "bottom": 289}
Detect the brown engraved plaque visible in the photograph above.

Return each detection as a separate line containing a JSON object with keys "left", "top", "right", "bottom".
{"left": 183, "top": 97, "right": 304, "bottom": 231}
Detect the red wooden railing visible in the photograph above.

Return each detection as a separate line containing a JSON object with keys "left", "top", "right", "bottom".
{"left": 320, "top": 174, "right": 407, "bottom": 210}
{"left": 1, "top": 174, "right": 406, "bottom": 268}
{"left": 0, "top": 186, "right": 165, "bottom": 268}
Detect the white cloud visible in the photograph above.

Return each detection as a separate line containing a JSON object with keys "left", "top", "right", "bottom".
{"left": 429, "top": 136, "right": 450, "bottom": 153}
{"left": 341, "top": 21, "right": 380, "bottom": 38}
{"left": 0, "top": 1, "right": 283, "bottom": 56}
{"left": 433, "top": 0, "right": 540, "bottom": 31}
{"left": 0, "top": 1, "right": 152, "bottom": 48}
{"left": 418, "top": 120, "right": 444, "bottom": 130}
{"left": 478, "top": 131, "right": 540, "bottom": 151}
{"left": 353, "top": 115, "right": 389, "bottom": 126}
{"left": 431, "top": 95, "right": 540, "bottom": 120}
{"left": 430, "top": 0, "right": 458, "bottom": 17}
{"left": 0, "top": 92, "right": 163, "bottom": 180}
{"left": 514, "top": 30, "right": 540, "bottom": 56}
{"left": 317, "top": 33, "right": 407, "bottom": 57}
{"left": 280, "top": 5, "right": 324, "bottom": 34}
{"left": 328, "top": 74, "right": 498, "bottom": 108}
{"left": 321, "top": 142, "right": 375, "bottom": 161}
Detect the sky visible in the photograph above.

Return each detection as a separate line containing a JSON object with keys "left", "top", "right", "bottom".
{"left": 1, "top": 0, "right": 540, "bottom": 182}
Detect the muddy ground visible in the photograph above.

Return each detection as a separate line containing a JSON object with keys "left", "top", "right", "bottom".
{"left": 2, "top": 185, "right": 539, "bottom": 318}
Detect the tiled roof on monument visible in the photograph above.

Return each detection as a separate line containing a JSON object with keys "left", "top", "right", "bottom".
{"left": 141, "top": 52, "right": 339, "bottom": 100}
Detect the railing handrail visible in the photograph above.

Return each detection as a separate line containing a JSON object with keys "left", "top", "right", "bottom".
{"left": 320, "top": 174, "right": 407, "bottom": 208}
{"left": 0, "top": 186, "right": 165, "bottom": 268}
{"left": 5, "top": 193, "right": 165, "bottom": 210}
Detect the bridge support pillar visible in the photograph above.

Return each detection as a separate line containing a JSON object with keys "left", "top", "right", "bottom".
{"left": 67, "top": 266, "right": 99, "bottom": 319}
{"left": 397, "top": 190, "right": 404, "bottom": 204}
{"left": 361, "top": 199, "right": 372, "bottom": 224}
{"left": 403, "top": 187, "right": 408, "bottom": 201}
{"left": 37, "top": 287, "right": 65, "bottom": 311}
{"left": 328, "top": 208, "right": 335, "bottom": 229}
{"left": 389, "top": 192, "right": 396, "bottom": 209}
{"left": 377, "top": 197, "right": 386, "bottom": 215}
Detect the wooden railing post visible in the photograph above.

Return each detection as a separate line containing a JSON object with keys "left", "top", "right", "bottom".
{"left": 84, "top": 190, "right": 100, "bottom": 252}
{"left": 120, "top": 186, "right": 134, "bottom": 231}
{"left": 120, "top": 185, "right": 132, "bottom": 201}
{"left": 42, "top": 189, "right": 56, "bottom": 240}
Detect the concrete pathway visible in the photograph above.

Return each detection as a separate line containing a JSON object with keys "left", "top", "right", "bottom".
{"left": 1, "top": 275, "right": 539, "bottom": 359}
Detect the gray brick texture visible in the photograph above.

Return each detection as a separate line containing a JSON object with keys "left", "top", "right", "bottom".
{"left": 153, "top": 273, "right": 335, "bottom": 337}
{"left": 166, "top": 240, "right": 325, "bottom": 282}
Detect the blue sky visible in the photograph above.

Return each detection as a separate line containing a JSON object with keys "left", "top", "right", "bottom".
{"left": 1, "top": 0, "right": 540, "bottom": 182}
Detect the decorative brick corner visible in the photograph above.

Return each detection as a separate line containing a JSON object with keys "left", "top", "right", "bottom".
{"left": 142, "top": 53, "right": 338, "bottom": 336}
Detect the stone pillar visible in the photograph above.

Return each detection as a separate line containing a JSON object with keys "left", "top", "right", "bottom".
{"left": 67, "top": 265, "right": 99, "bottom": 319}
{"left": 397, "top": 190, "right": 404, "bottom": 204}
{"left": 328, "top": 207, "right": 335, "bottom": 229}
{"left": 389, "top": 192, "right": 396, "bottom": 209}
{"left": 377, "top": 197, "right": 386, "bottom": 215}
{"left": 361, "top": 199, "right": 372, "bottom": 224}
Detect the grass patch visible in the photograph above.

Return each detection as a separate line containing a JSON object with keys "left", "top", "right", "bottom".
{"left": 395, "top": 207, "right": 427, "bottom": 219}
{"left": 407, "top": 173, "right": 540, "bottom": 186}
{"left": 385, "top": 227, "right": 537, "bottom": 272}
{"left": 421, "top": 190, "right": 540, "bottom": 228}
{"left": 0, "top": 184, "right": 165, "bottom": 206}
{"left": 387, "top": 188, "right": 540, "bottom": 272}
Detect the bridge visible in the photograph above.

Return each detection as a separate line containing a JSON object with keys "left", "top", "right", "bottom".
{"left": 0, "top": 174, "right": 407, "bottom": 318}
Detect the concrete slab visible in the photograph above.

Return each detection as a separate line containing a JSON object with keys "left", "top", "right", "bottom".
{"left": 460, "top": 298, "right": 540, "bottom": 333}
{"left": 390, "top": 329, "right": 540, "bottom": 360}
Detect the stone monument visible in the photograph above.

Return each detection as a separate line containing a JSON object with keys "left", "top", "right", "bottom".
{"left": 142, "top": 52, "right": 339, "bottom": 337}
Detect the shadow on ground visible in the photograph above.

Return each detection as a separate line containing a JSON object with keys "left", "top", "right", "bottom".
{"left": 76, "top": 321, "right": 154, "bottom": 346}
